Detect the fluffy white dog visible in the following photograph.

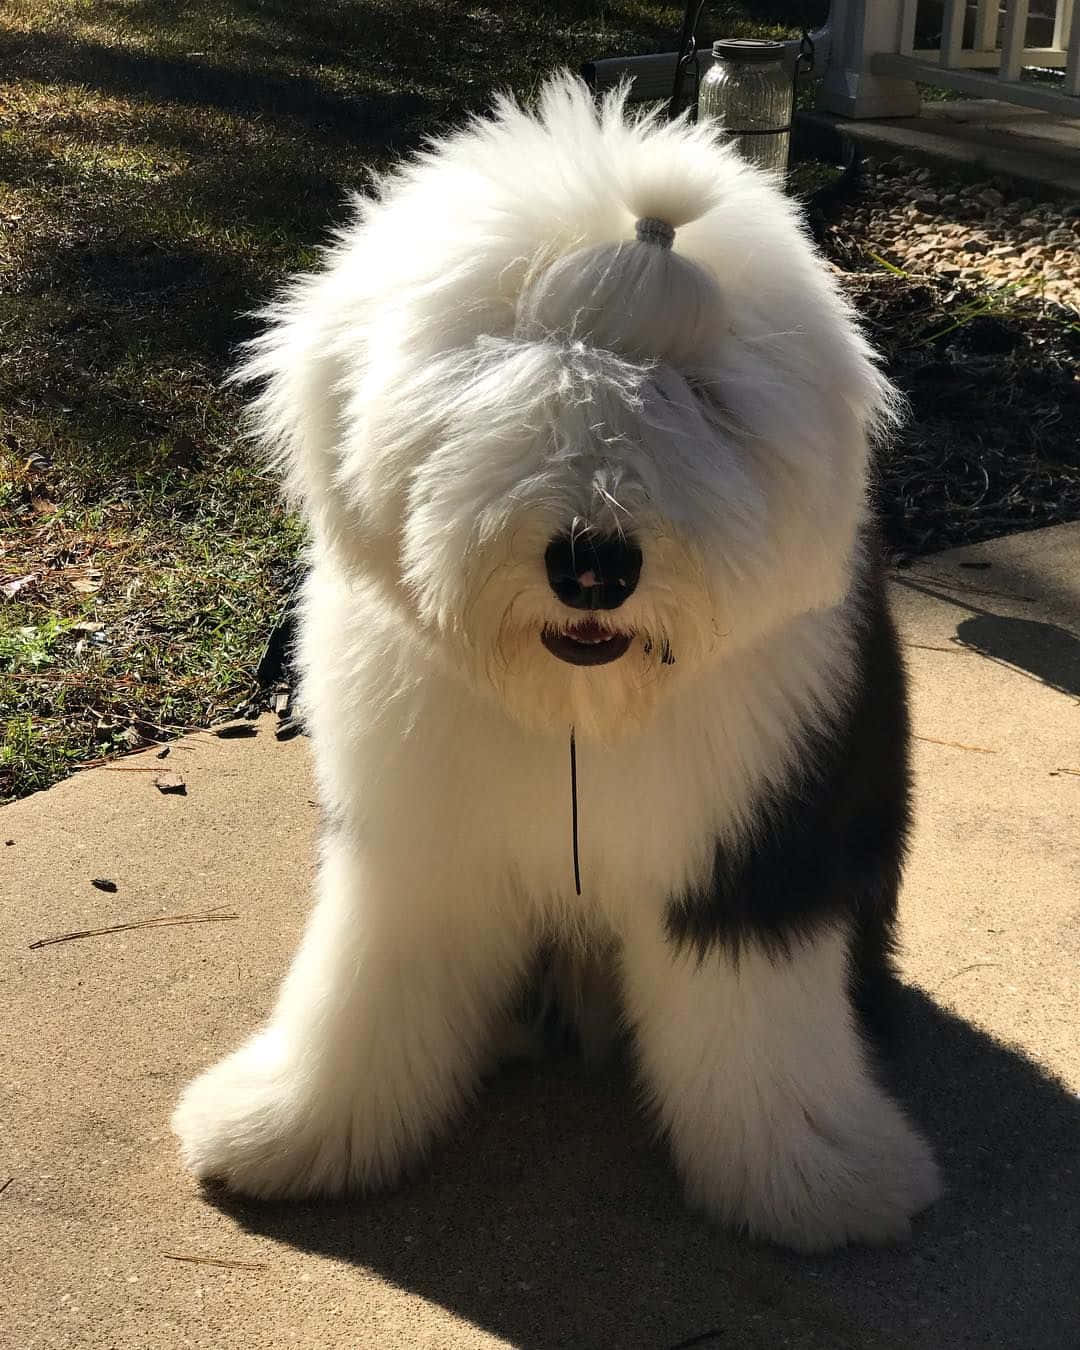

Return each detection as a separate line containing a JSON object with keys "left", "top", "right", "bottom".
{"left": 173, "top": 75, "right": 940, "bottom": 1252}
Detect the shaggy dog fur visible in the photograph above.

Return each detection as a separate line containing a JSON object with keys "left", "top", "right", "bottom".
{"left": 172, "top": 76, "right": 941, "bottom": 1252}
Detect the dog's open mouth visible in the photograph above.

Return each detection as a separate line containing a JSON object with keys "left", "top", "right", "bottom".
{"left": 541, "top": 619, "right": 633, "bottom": 667}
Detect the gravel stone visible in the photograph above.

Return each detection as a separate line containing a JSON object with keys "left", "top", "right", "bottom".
{"left": 818, "top": 158, "right": 1080, "bottom": 312}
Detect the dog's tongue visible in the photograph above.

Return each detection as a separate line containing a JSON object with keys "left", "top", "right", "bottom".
{"left": 566, "top": 618, "right": 609, "bottom": 643}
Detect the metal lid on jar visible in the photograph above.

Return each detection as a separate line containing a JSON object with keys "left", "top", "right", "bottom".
{"left": 711, "top": 38, "right": 786, "bottom": 62}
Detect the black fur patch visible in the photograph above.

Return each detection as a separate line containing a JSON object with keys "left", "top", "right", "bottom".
{"left": 664, "top": 550, "right": 910, "bottom": 1036}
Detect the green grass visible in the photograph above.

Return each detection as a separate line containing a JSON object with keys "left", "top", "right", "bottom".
{"left": 7, "top": 1, "right": 827, "bottom": 801}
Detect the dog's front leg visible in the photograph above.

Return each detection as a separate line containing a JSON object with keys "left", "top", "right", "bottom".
{"left": 173, "top": 830, "right": 522, "bottom": 1198}
{"left": 621, "top": 917, "right": 941, "bottom": 1252}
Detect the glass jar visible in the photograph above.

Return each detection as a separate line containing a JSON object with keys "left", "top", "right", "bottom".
{"left": 698, "top": 39, "right": 793, "bottom": 179}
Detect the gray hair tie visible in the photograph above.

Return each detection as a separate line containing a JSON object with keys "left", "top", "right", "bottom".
{"left": 635, "top": 217, "right": 676, "bottom": 249}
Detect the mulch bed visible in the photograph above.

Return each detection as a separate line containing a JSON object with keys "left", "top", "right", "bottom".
{"left": 821, "top": 236, "right": 1080, "bottom": 561}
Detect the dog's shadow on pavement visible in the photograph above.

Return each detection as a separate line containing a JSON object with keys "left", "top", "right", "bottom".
{"left": 211, "top": 986, "right": 1080, "bottom": 1350}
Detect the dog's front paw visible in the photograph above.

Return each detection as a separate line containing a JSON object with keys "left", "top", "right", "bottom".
{"left": 172, "top": 1035, "right": 361, "bottom": 1199}
{"left": 685, "top": 1090, "right": 941, "bottom": 1253}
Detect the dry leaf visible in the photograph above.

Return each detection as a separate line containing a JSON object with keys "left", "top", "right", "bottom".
{"left": 61, "top": 566, "right": 103, "bottom": 594}
{"left": 23, "top": 452, "right": 51, "bottom": 476}
{"left": 70, "top": 620, "right": 104, "bottom": 635}
{"left": 91, "top": 878, "right": 118, "bottom": 893}
{"left": 1, "top": 574, "right": 36, "bottom": 599}
{"left": 153, "top": 770, "right": 187, "bottom": 795}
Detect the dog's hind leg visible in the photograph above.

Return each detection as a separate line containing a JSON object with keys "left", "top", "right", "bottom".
{"left": 172, "top": 830, "right": 527, "bottom": 1198}
{"left": 619, "top": 916, "right": 941, "bottom": 1253}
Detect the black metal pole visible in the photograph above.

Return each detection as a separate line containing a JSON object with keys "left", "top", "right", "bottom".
{"left": 668, "top": 0, "right": 703, "bottom": 120}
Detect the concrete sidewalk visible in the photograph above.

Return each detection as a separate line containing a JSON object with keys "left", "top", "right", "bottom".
{"left": 3, "top": 525, "right": 1078, "bottom": 1350}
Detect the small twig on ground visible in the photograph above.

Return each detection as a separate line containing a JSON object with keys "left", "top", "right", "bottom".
{"left": 134, "top": 719, "right": 211, "bottom": 738}
{"left": 904, "top": 642, "right": 973, "bottom": 654}
{"left": 934, "top": 961, "right": 1002, "bottom": 993}
{"left": 1051, "top": 767, "right": 1080, "bottom": 777}
{"left": 161, "top": 1251, "right": 266, "bottom": 1270}
{"left": 77, "top": 744, "right": 194, "bottom": 769}
{"left": 29, "top": 905, "right": 239, "bottom": 950}
{"left": 100, "top": 764, "right": 172, "bottom": 772}
{"left": 0, "top": 1177, "right": 13, "bottom": 1198}
{"left": 914, "top": 734, "right": 997, "bottom": 754}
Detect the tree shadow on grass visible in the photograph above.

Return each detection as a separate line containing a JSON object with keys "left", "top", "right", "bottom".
{"left": 52, "top": 239, "right": 224, "bottom": 302}
{"left": 2, "top": 0, "right": 704, "bottom": 150}
{"left": 0, "top": 28, "right": 430, "bottom": 148}
{"left": 209, "top": 987, "right": 1080, "bottom": 1350}
{"left": 106, "top": 0, "right": 681, "bottom": 67}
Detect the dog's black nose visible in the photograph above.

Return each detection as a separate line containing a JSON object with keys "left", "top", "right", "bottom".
{"left": 544, "top": 531, "right": 642, "bottom": 611}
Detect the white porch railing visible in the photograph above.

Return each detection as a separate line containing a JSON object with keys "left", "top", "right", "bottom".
{"left": 824, "top": 0, "right": 1080, "bottom": 116}
{"left": 585, "top": 2, "right": 1080, "bottom": 121}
